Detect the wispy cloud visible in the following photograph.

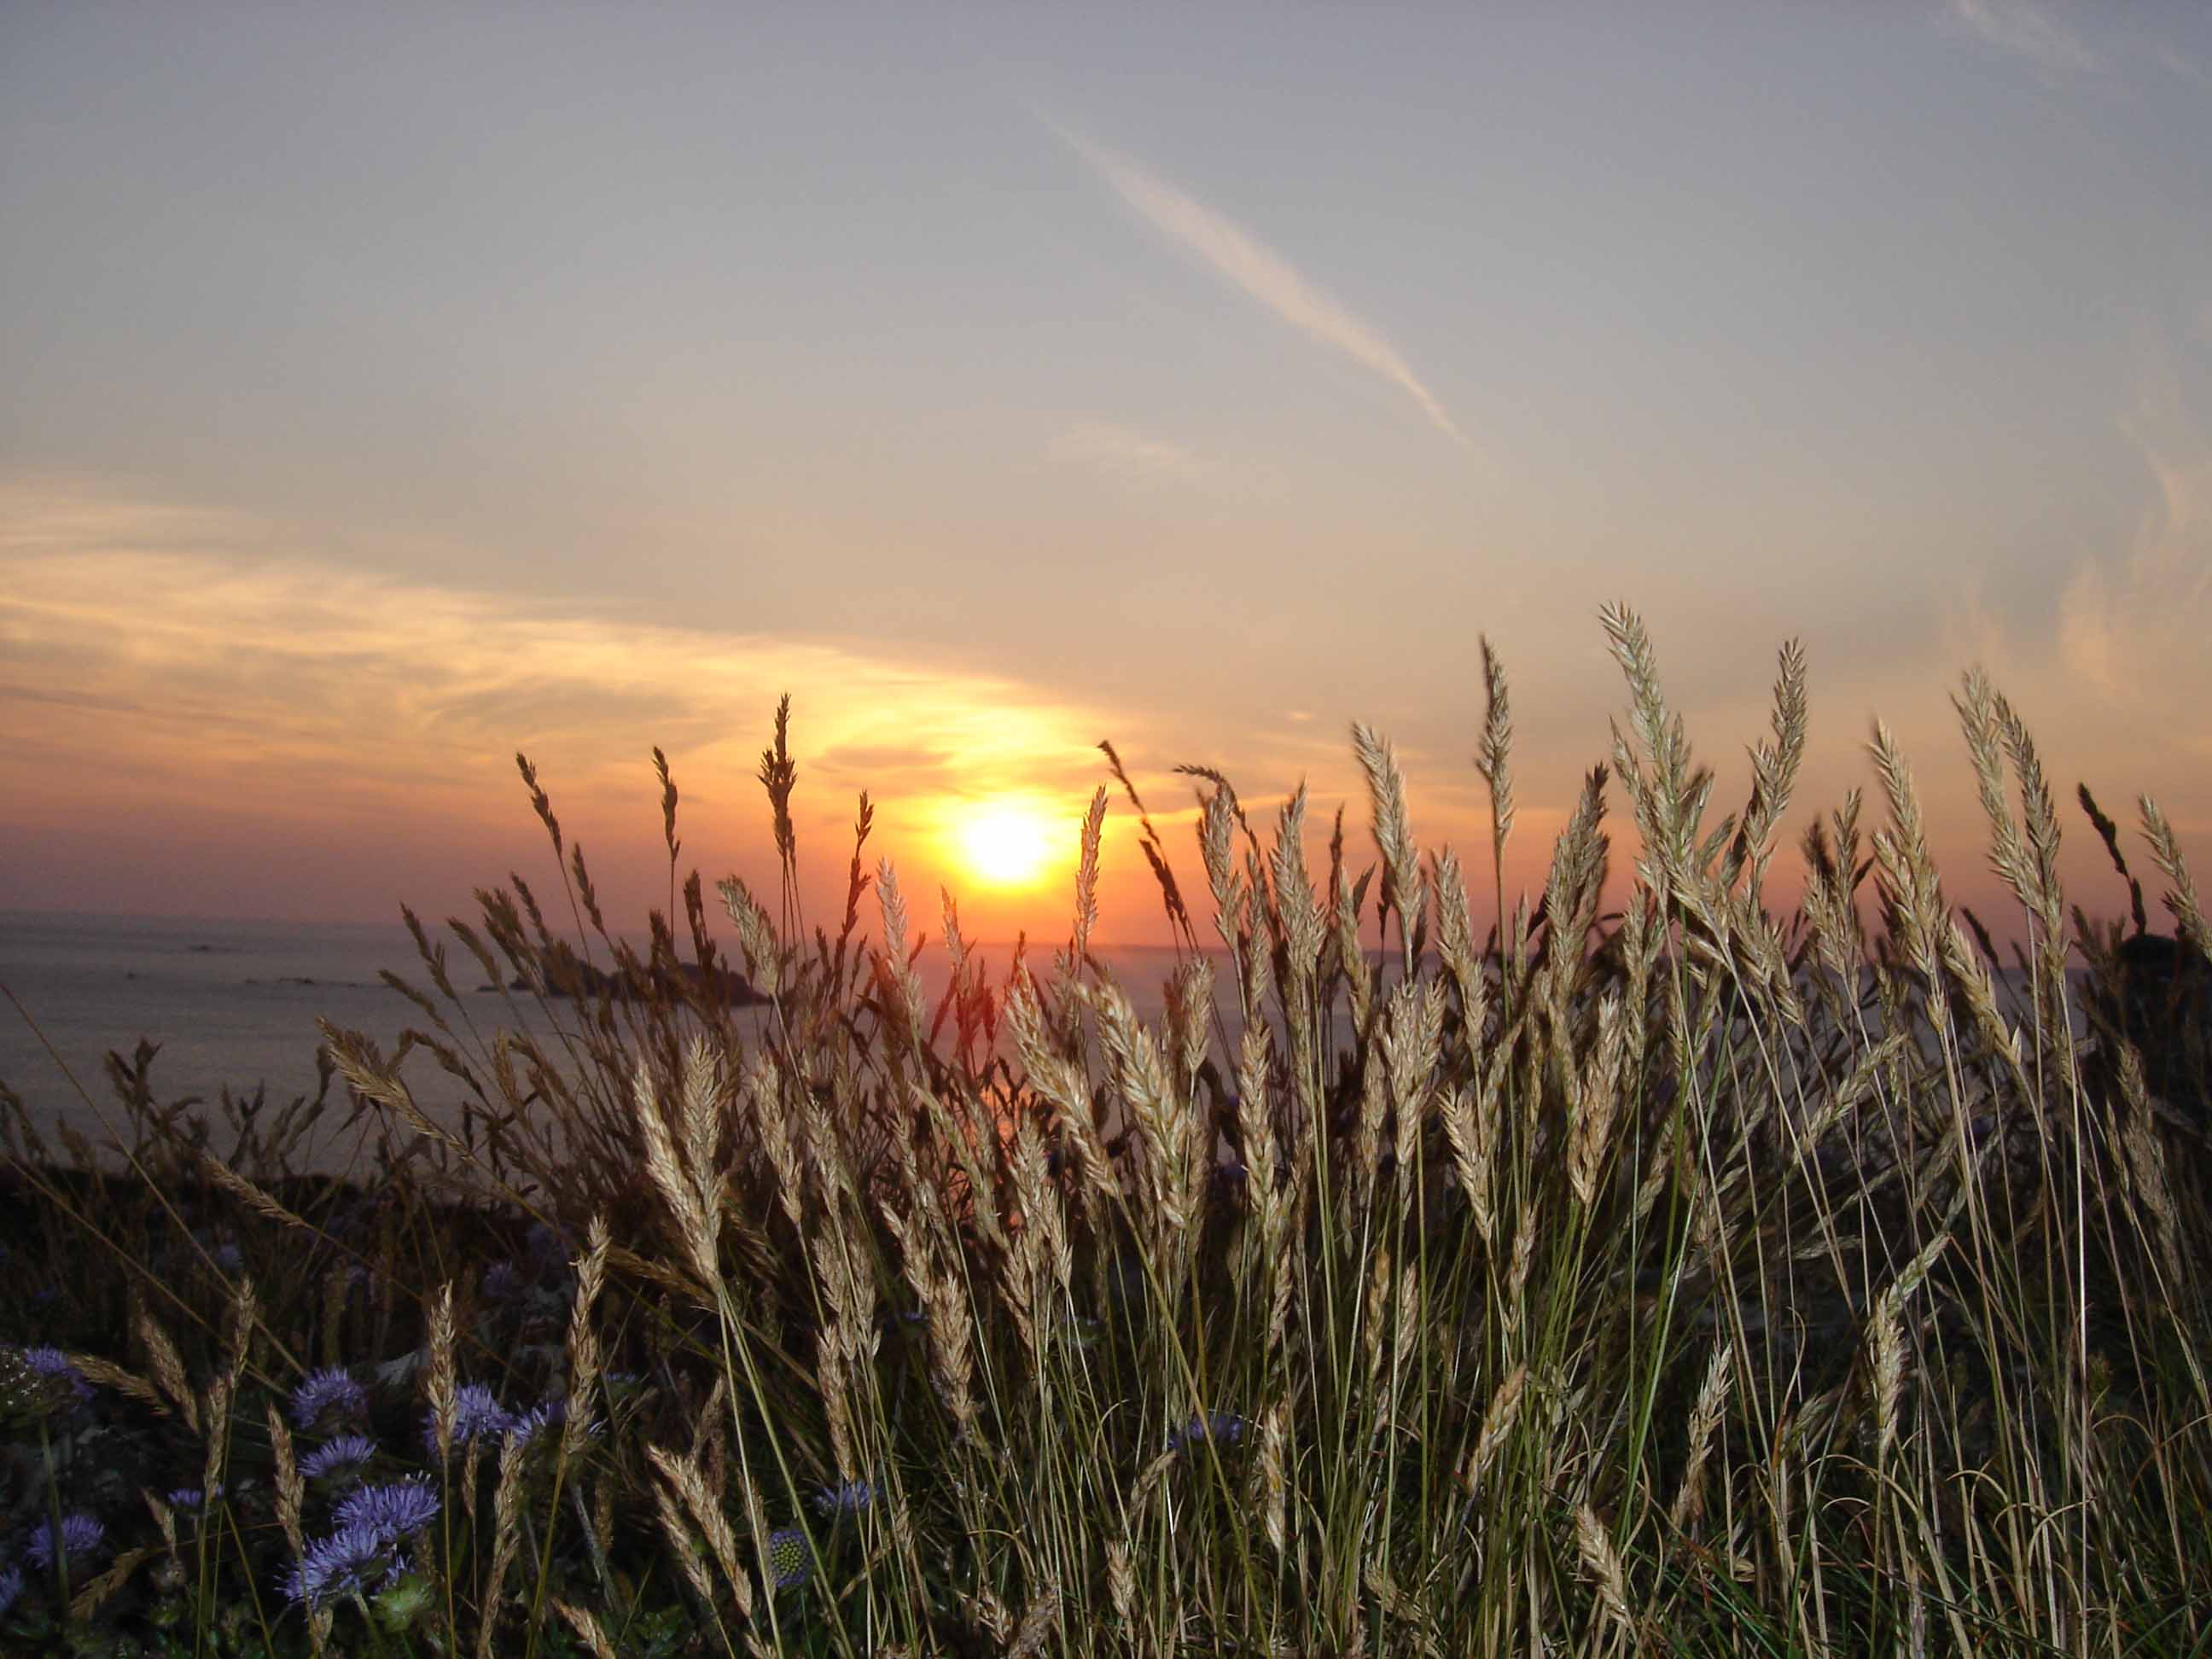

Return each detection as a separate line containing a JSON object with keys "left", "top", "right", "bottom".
{"left": 2160, "top": 44, "right": 2212, "bottom": 92}
{"left": 1936, "top": 343, "right": 2212, "bottom": 811}
{"left": 1048, "top": 420, "right": 1285, "bottom": 509}
{"left": 1944, "top": 0, "right": 2101, "bottom": 76}
{"left": 1051, "top": 421, "right": 1214, "bottom": 487}
{"left": 2053, "top": 377, "right": 2212, "bottom": 756}
{"left": 1051, "top": 125, "right": 1468, "bottom": 447}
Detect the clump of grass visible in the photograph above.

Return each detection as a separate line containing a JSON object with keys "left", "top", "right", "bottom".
{"left": 3, "top": 601, "right": 2209, "bottom": 1654}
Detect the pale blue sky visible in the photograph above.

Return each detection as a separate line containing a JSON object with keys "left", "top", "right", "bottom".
{"left": 3, "top": 2, "right": 2209, "bottom": 935}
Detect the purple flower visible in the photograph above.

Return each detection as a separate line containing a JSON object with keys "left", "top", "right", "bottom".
{"left": 335, "top": 1479, "right": 440, "bottom": 1541}
{"left": 810, "top": 1478, "right": 877, "bottom": 1518}
{"left": 425, "top": 1382, "right": 511, "bottom": 1456}
{"left": 300, "top": 1434, "right": 379, "bottom": 1481}
{"left": 164, "top": 1483, "right": 224, "bottom": 1511}
{"left": 766, "top": 1525, "right": 812, "bottom": 1590}
{"left": 526, "top": 1222, "right": 570, "bottom": 1266}
{"left": 505, "top": 1395, "right": 577, "bottom": 1451}
{"left": 290, "top": 1367, "right": 369, "bottom": 1431}
{"left": 282, "top": 1525, "right": 393, "bottom": 1609}
{"left": 480, "top": 1261, "right": 521, "bottom": 1302}
{"left": 25, "top": 1512, "right": 108, "bottom": 1571}
{"left": 454, "top": 1382, "right": 509, "bottom": 1437}
{"left": 1167, "top": 1411, "right": 1248, "bottom": 1455}
{"left": 0, "top": 1562, "right": 20, "bottom": 1616}
{"left": 16, "top": 1345, "right": 94, "bottom": 1408}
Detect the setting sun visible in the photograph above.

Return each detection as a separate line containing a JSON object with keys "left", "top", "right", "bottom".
{"left": 952, "top": 799, "right": 1061, "bottom": 890}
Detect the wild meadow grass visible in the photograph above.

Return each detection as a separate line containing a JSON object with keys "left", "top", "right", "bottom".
{"left": 2, "top": 602, "right": 2209, "bottom": 1655}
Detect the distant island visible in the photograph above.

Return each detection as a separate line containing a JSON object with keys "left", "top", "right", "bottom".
{"left": 477, "top": 939, "right": 765, "bottom": 1007}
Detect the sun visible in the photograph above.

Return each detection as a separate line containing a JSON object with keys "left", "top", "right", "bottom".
{"left": 953, "top": 800, "right": 1059, "bottom": 890}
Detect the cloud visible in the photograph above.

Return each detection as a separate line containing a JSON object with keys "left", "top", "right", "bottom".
{"left": 2157, "top": 44, "right": 2212, "bottom": 90}
{"left": 1944, "top": 0, "right": 2101, "bottom": 76}
{"left": 1051, "top": 125, "right": 1469, "bottom": 447}
{"left": 0, "top": 484, "right": 1117, "bottom": 820}
{"left": 1048, "top": 420, "right": 1285, "bottom": 509}
{"left": 2053, "top": 380, "right": 2212, "bottom": 753}
{"left": 9, "top": 480, "right": 1337, "bottom": 932}
{"left": 1051, "top": 421, "right": 1214, "bottom": 487}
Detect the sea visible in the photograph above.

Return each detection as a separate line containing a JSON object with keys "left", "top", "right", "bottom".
{"left": 0, "top": 910, "right": 1208, "bottom": 1176}
{"left": 1, "top": 909, "right": 2134, "bottom": 1179}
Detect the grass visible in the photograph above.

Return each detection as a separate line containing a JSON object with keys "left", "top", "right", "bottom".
{"left": 2, "top": 600, "right": 2208, "bottom": 1656}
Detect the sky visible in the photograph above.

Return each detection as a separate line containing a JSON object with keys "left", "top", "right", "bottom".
{"left": 3, "top": 1, "right": 2210, "bottom": 951}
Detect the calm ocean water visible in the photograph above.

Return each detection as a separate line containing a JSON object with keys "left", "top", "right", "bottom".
{"left": 1, "top": 909, "right": 2103, "bottom": 1177}
{"left": 0, "top": 911, "right": 1207, "bottom": 1174}
{"left": 1, "top": 910, "right": 490, "bottom": 1171}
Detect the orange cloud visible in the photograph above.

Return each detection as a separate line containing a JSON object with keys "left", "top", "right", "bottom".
{"left": 0, "top": 483, "right": 1133, "bottom": 932}
{"left": 7, "top": 478, "right": 2201, "bottom": 949}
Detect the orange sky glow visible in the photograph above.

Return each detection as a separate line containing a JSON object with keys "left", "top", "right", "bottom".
{"left": 3, "top": 480, "right": 2204, "bottom": 953}
{"left": 4, "top": 7, "right": 2211, "bottom": 957}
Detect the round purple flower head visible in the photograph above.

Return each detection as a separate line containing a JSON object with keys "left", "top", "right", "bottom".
{"left": 16, "top": 1345, "right": 95, "bottom": 1408}
{"left": 335, "top": 1480, "right": 440, "bottom": 1542}
{"left": 300, "top": 1434, "right": 379, "bottom": 1481}
{"left": 164, "top": 1484, "right": 224, "bottom": 1511}
{"left": 507, "top": 1395, "right": 579, "bottom": 1451}
{"left": 290, "top": 1366, "right": 369, "bottom": 1431}
{"left": 26, "top": 1512, "right": 108, "bottom": 1571}
{"left": 480, "top": 1260, "right": 521, "bottom": 1302}
{"left": 1167, "top": 1411, "right": 1248, "bottom": 1455}
{"left": 425, "top": 1382, "right": 512, "bottom": 1455}
{"left": 282, "top": 1525, "right": 394, "bottom": 1610}
{"left": 766, "top": 1526, "right": 812, "bottom": 1591}
{"left": 526, "top": 1221, "right": 571, "bottom": 1269}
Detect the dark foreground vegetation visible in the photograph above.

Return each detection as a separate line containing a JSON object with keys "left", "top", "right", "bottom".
{"left": 3, "top": 606, "right": 2209, "bottom": 1656}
